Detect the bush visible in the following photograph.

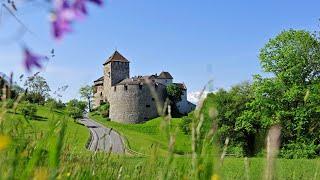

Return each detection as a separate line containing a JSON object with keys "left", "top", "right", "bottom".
{"left": 66, "top": 99, "right": 87, "bottom": 120}
{"left": 20, "top": 103, "right": 37, "bottom": 120}
{"left": 23, "top": 93, "right": 46, "bottom": 105}
{"left": 101, "top": 110, "right": 109, "bottom": 118}
{"left": 45, "top": 98, "right": 65, "bottom": 111}
{"left": 98, "top": 103, "right": 109, "bottom": 112}
{"left": 227, "top": 145, "right": 244, "bottom": 157}
{"left": 180, "top": 113, "right": 193, "bottom": 134}
{"left": 5, "top": 99, "right": 14, "bottom": 109}
{"left": 280, "top": 140, "right": 320, "bottom": 159}
{"left": 67, "top": 106, "right": 83, "bottom": 120}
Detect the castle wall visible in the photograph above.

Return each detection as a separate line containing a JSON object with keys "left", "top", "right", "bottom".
{"left": 103, "top": 62, "right": 129, "bottom": 102}
{"left": 93, "top": 85, "right": 104, "bottom": 108}
{"left": 176, "top": 89, "right": 196, "bottom": 115}
{"left": 109, "top": 83, "right": 166, "bottom": 123}
{"left": 155, "top": 79, "right": 172, "bottom": 86}
{"left": 0, "top": 77, "right": 9, "bottom": 99}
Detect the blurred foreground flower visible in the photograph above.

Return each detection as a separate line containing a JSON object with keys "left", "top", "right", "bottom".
{"left": 51, "top": 0, "right": 74, "bottom": 39}
{"left": 51, "top": 0, "right": 103, "bottom": 40}
{"left": 89, "top": 0, "right": 103, "bottom": 6}
{"left": 211, "top": 174, "right": 220, "bottom": 180}
{"left": 23, "top": 48, "right": 47, "bottom": 72}
{"left": 0, "top": 135, "right": 10, "bottom": 150}
{"left": 34, "top": 167, "right": 49, "bottom": 180}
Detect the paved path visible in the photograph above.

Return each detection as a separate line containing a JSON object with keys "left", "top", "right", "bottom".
{"left": 79, "top": 117, "right": 125, "bottom": 153}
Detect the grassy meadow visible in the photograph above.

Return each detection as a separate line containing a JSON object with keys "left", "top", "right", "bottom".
{"left": 89, "top": 113, "right": 191, "bottom": 155}
{"left": 0, "top": 101, "right": 319, "bottom": 179}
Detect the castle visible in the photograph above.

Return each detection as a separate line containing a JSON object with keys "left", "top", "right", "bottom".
{"left": 93, "top": 51, "right": 195, "bottom": 124}
{"left": 0, "top": 73, "right": 10, "bottom": 99}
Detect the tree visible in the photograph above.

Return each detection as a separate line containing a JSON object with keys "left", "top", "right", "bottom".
{"left": 66, "top": 99, "right": 87, "bottom": 120}
{"left": 260, "top": 29, "right": 320, "bottom": 85}
{"left": 166, "top": 84, "right": 183, "bottom": 103}
{"left": 166, "top": 84, "right": 183, "bottom": 116}
{"left": 24, "top": 75, "right": 50, "bottom": 104}
{"left": 79, "top": 85, "right": 93, "bottom": 112}
{"left": 244, "top": 30, "right": 320, "bottom": 158}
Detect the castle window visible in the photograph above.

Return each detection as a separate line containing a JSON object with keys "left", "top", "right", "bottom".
{"left": 100, "top": 92, "right": 103, "bottom": 97}
{"left": 139, "top": 84, "right": 143, "bottom": 90}
{"left": 124, "top": 85, "right": 128, "bottom": 91}
{"left": 114, "top": 86, "right": 116, "bottom": 91}
{"left": 151, "top": 98, "right": 155, "bottom": 101}
{"left": 146, "top": 104, "right": 150, "bottom": 108}
{"left": 108, "top": 72, "right": 111, "bottom": 77}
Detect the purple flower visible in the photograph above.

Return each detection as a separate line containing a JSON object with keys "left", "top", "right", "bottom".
{"left": 51, "top": 0, "right": 103, "bottom": 40}
{"left": 72, "top": 0, "right": 88, "bottom": 19}
{"left": 52, "top": 0, "right": 74, "bottom": 40}
{"left": 52, "top": 14, "right": 72, "bottom": 40}
{"left": 89, "top": 0, "right": 103, "bottom": 6}
{"left": 23, "top": 48, "right": 46, "bottom": 72}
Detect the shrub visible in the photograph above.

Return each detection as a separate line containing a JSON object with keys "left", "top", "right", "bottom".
{"left": 98, "top": 103, "right": 109, "bottom": 112}
{"left": 101, "top": 110, "right": 109, "bottom": 118}
{"left": 23, "top": 93, "right": 46, "bottom": 105}
{"left": 280, "top": 140, "right": 320, "bottom": 159}
{"left": 5, "top": 99, "right": 14, "bottom": 109}
{"left": 66, "top": 106, "right": 83, "bottom": 120}
{"left": 66, "top": 99, "right": 87, "bottom": 120}
{"left": 180, "top": 114, "right": 193, "bottom": 134}
{"left": 20, "top": 103, "right": 37, "bottom": 120}
{"left": 45, "top": 98, "right": 65, "bottom": 111}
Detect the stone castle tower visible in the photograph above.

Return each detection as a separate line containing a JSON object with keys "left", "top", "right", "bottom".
{"left": 103, "top": 51, "right": 130, "bottom": 102}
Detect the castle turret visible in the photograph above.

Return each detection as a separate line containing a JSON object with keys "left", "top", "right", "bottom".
{"left": 103, "top": 51, "right": 130, "bottom": 102}
{"left": 155, "top": 71, "right": 173, "bottom": 85}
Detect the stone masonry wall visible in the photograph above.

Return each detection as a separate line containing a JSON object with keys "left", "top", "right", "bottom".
{"left": 93, "top": 85, "right": 104, "bottom": 109}
{"left": 109, "top": 83, "right": 166, "bottom": 123}
{"left": 103, "top": 62, "right": 129, "bottom": 102}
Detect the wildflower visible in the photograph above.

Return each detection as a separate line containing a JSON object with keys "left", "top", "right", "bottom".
{"left": 72, "top": 0, "right": 88, "bottom": 19}
{"left": 51, "top": 0, "right": 74, "bottom": 39}
{"left": 211, "top": 174, "right": 220, "bottom": 180}
{"left": 0, "top": 135, "right": 10, "bottom": 150}
{"left": 34, "top": 167, "right": 49, "bottom": 180}
{"left": 89, "top": 0, "right": 103, "bottom": 6}
{"left": 23, "top": 48, "right": 46, "bottom": 72}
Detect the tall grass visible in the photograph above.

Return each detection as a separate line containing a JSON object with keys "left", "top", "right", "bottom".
{"left": 0, "top": 84, "right": 319, "bottom": 179}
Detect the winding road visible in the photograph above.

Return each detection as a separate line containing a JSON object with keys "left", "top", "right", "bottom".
{"left": 79, "top": 117, "right": 125, "bottom": 153}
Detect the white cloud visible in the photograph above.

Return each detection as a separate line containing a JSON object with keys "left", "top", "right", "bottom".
{"left": 187, "top": 90, "right": 210, "bottom": 104}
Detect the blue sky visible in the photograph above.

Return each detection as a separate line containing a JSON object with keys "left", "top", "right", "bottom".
{"left": 1, "top": 0, "right": 320, "bottom": 102}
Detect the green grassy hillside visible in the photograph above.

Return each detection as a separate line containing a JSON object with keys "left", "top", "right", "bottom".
{"left": 1, "top": 104, "right": 89, "bottom": 154}
{"left": 89, "top": 113, "right": 191, "bottom": 155}
{"left": 1, "top": 102, "right": 319, "bottom": 179}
